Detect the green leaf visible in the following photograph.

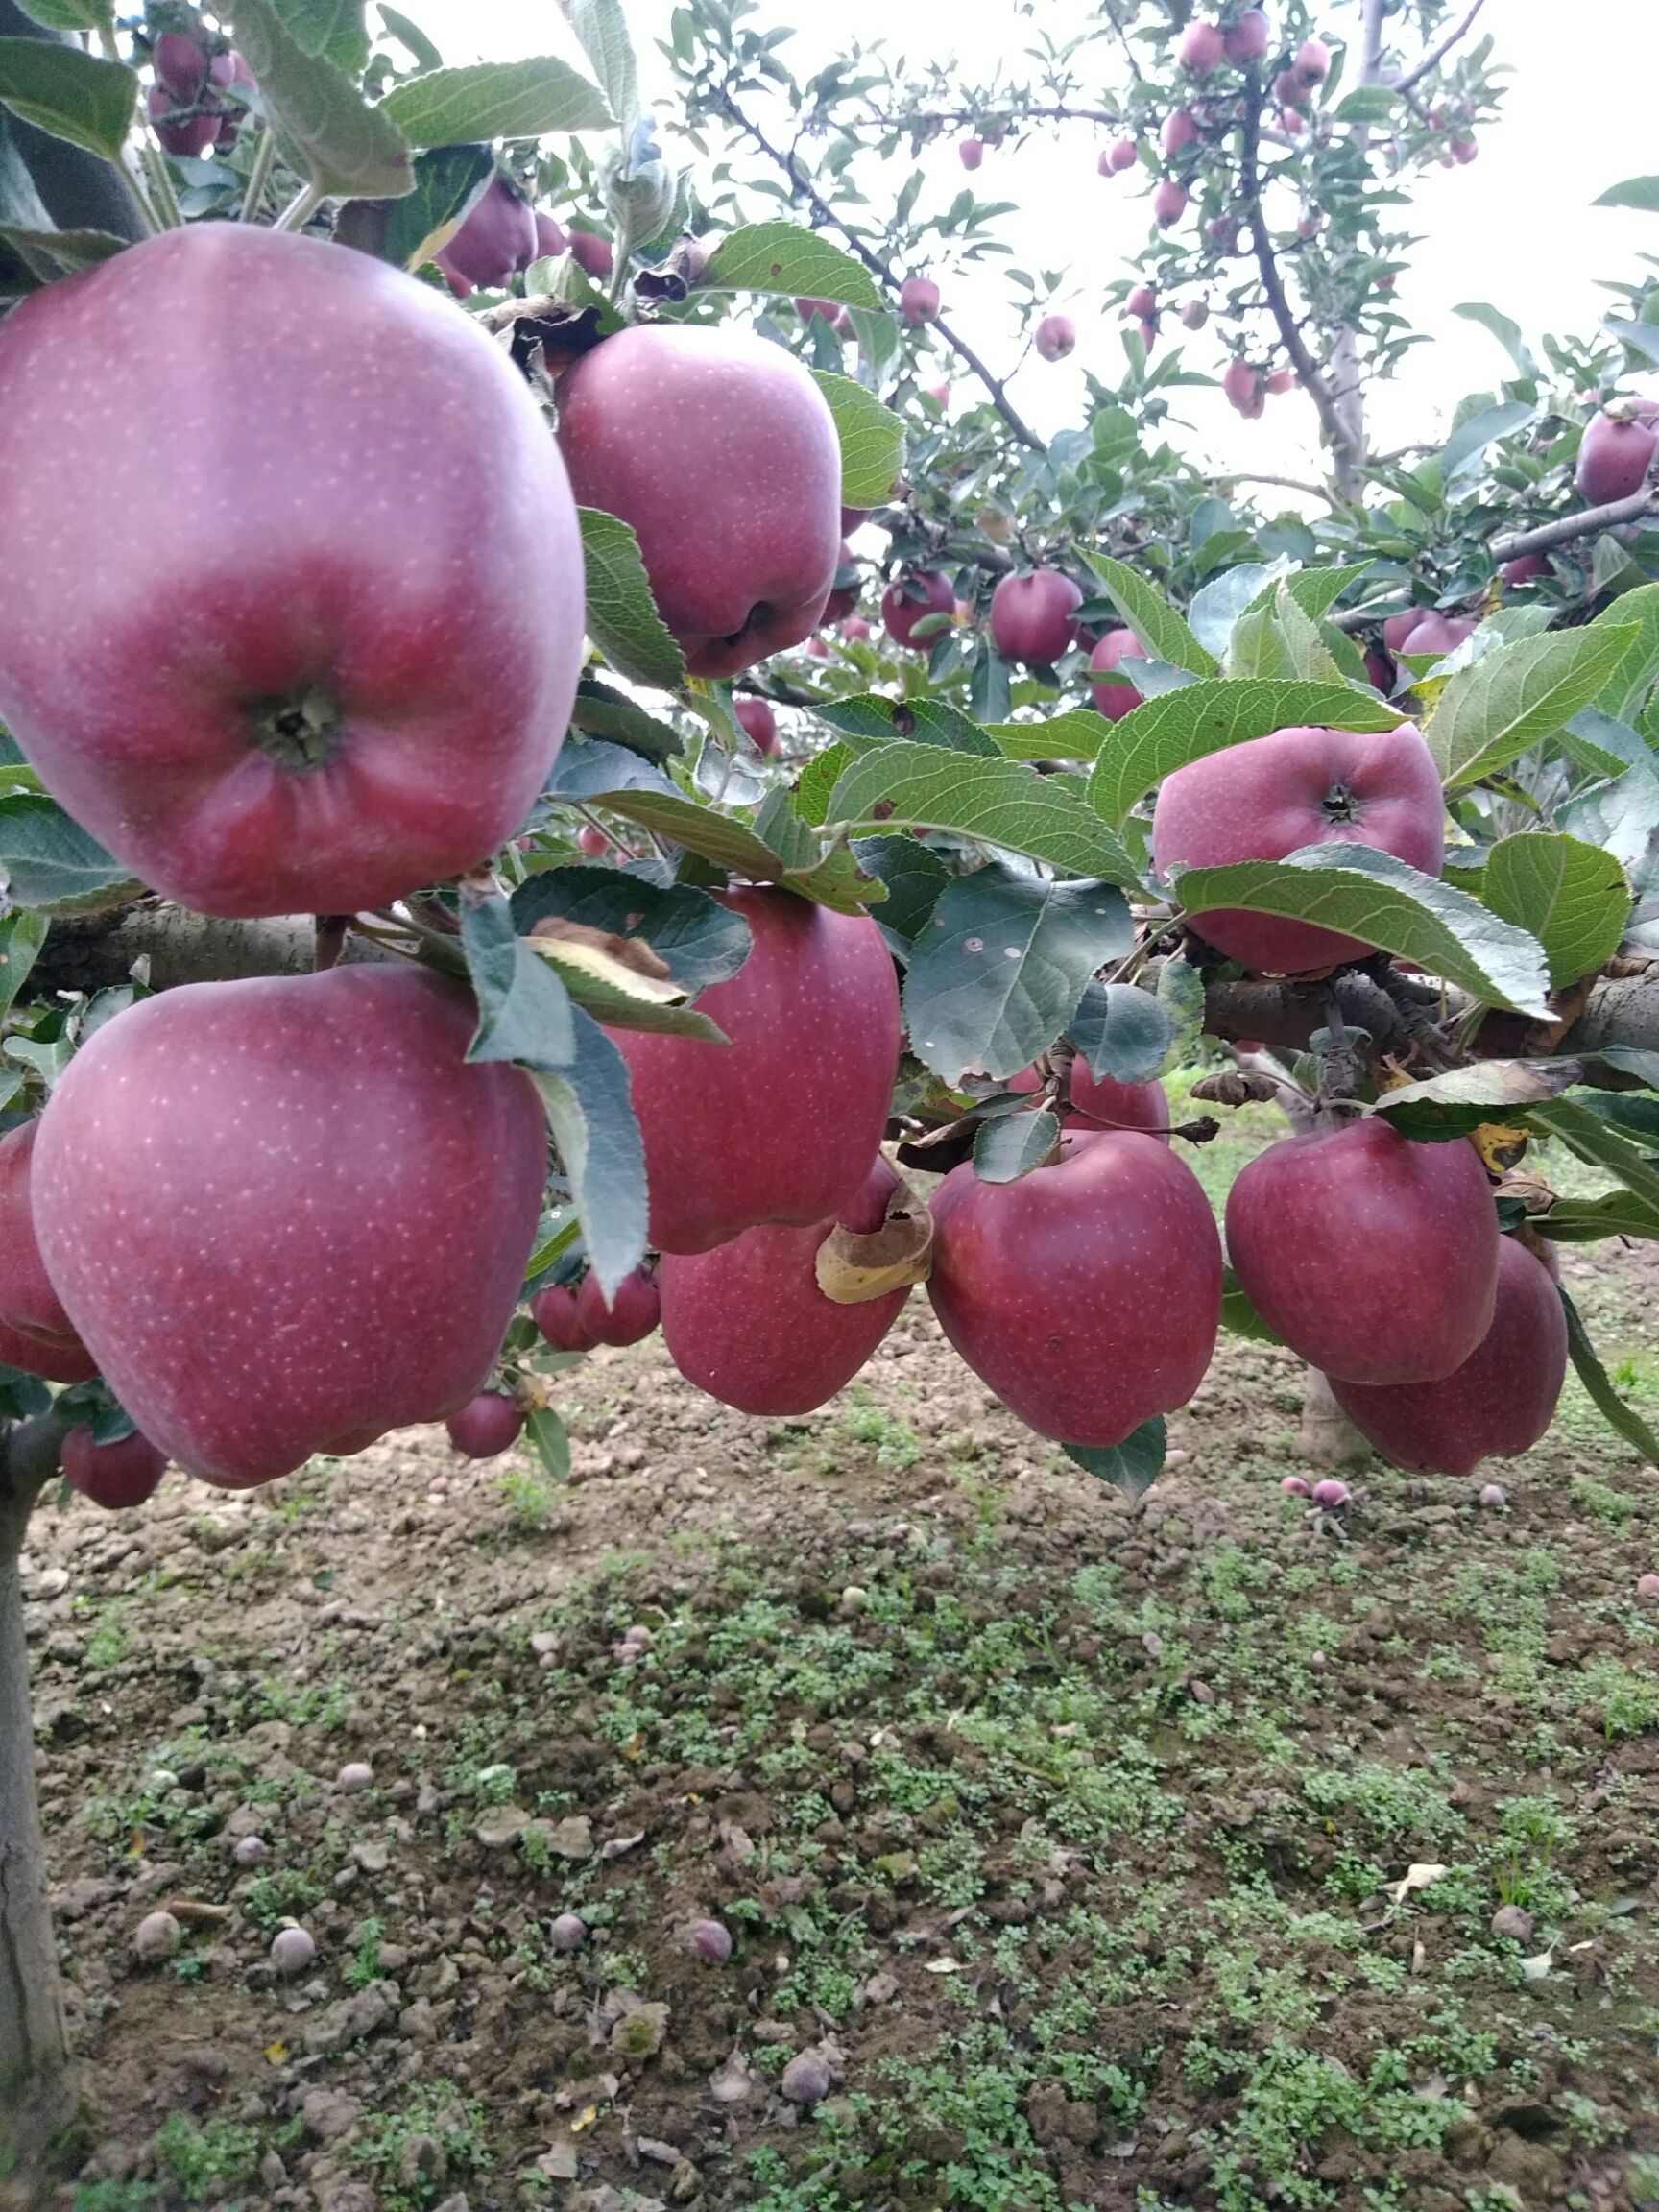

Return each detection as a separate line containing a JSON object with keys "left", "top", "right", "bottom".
{"left": 1593, "top": 175, "right": 1659, "bottom": 213}
{"left": 525, "top": 1403, "right": 570, "bottom": 1481}
{"left": 1068, "top": 979, "right": 1174, "bottom": 1085}
{"left": 1193, "top": 564, "right": 1282, "bottom": 664}
{"left": 461, "top": 893, "right": 577, "bottom": 1070}
{"left": 1334, "top": 84, "right": 1395, "bottom": 122}
{"left": 352, "top": 140, "right": 493, "bottom": 270}
{"left": 0, "top": 908, "right": 47, "bottom": 1018}
{"left": 274, "top": 0, "right": 369, "bottom": 73}
{"left": 1274, "top": 586, "right": 1344, "bottom": 683}
{"left": 1370, "top": 1059, "right": 1587, "bottom": 1142}
{"left": 9, "top": 0, "right": 110, "bottom": 31}
{"left": 1425, "top": 625, "right": 1640, "bottom": 789}
{"left": 1561, "top": 1288, "right": 1659, "bottom": 1466}
{"left": 1453, "top": 301, "right": 1537, "bottom": 379}
{"left": 850, "top": 833, "right": 950, "bottom": 953}
{"left": 1540, "top": 1189, "right": 1659, "bottom": 1242}
{"left": 568, "top": 676, "right": 682, "bottom": 764}
{"left": 1441, "top": 400, "right": 1538, "bottom": 481}
{"left": 810, "top": 693, "right": 998, "bottom": 757}
{"left": 974, "top": 1106, "right": 1060, "bottom": 1183}
{"left": 1591, "top": 581, "right": 1659, "bottom": 727}
{"left": 1220, "top": 1266, "right": 1282, "bottom": 1344}
{"left": 531, "top": 1006, "right": 647, "bottom": 1299}
{"left": 986, "top": 709, "right": 1116, "bottom": 762}
{"left": 377, "top": 5, "right": 442, "bottom": 71}
{"left": 578, "top": 508, "right": 687, "bottom": 693}
{"left": 0, "top": 795, "right": 144, "bottom": 914}
{"left": 0, "top": 222, "right": 126, "bottom": 283}
{"left": 1558, "top": 706, "right": 1654, "bottom": 781}
{"left": 1284, "top": 564, "right": 1373, "bottom": 622}
{"left": 510, "top": 869, "right": 752, "bottom": 994}
{"left": 577, "top": 787, "right": 878, "bottom": 915}
{"left": 699, "top": 221, "right": 884, "bottom": 312}
{"left": 1528, "top": 1096, "right": 1659, "bottom": 1217}
{"left": 1078, "top": 552, "right": 1216, "bottom": 676}
{"left": 1063, "top": 1416, "right": 1166, "bottom": 1503}
{"left": 1480, "top": 831, "right": 1630, "bottom": 989}
{"left": 230, "top": 0, "right": 414, "bottom": 198}
{"left": 1085, "top": 680, "right": 1402, "bottom": 830}
{"left": 379, "top": 56, "right": 612, "bottom": 145}
{"left": 1173, "top": 845, "right": 1552, "bottom": 1017}
{"left": 902, "top": 862, "right": 1135, "bottom": 1086}
{"left": 558, "top": 0, "right": 639, "bottom": 134}
{"left": 829, "top": 745, "right": 1142, "bottom": 886}
{"left": 0, "top": 39, "right": 132, "bottom": 161}
{"left": 810, "top": 367, "right": 904, "bottom": 509}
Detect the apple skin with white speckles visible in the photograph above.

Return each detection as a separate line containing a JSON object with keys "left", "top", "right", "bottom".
{"left": 0, "top": 1120, "right": 98, "bottom": 1382}
{"left": 0, "top": 225, "right": 585, "bottom": 919}
{"left": 611, "top": 887, "right": 901, "bottom": 1255}
{"left": 556, "top": 325, "right": 842, "bottom": 680}
{"left": 926, "top": 1132, "right": 1221, "bottom": 1446}
{"left": 32, "top": 967, "right": 547, "bottom": 1489}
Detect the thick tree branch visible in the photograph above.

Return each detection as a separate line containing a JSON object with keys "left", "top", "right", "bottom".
{"left": 1490, "top": 482, "right": 1659, "bottom": 563}
{"left": 35, "top": 904, "right": 389, "bottom": 998}
{"left": 1394, "top": 0, "right": 1488, "bottom": 100}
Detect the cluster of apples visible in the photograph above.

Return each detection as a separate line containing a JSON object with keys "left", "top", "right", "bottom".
{"left": 145, "top": 25, "right": 254, "bottom": 157}
{"left": 432, "top": 173, "right": 614, "bottom": 296}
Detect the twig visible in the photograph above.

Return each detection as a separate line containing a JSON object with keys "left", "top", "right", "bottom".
{"left": 1216, "top": 471, "right": 1337, "bottom": 506}
{"left": 239, "top": 127, "right": 278, "bottom": 223}
{"left": 1394, "top": 0, "right": 1488, "bottom": 98}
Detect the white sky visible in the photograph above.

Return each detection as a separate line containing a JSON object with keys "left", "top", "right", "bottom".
{"left": 413, "top": 0, "right": 1659, "bottom": 498}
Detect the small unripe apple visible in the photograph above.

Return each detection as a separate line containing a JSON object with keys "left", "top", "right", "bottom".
{"left": 445, "top": 1390, "right": 524, "bottom": 1459}
{"left": 901, "top": 276, "right": 941, "bottom": 324}
{"left": 734, "top": 696, "right": 780, "bottom": 757}
{"left": 1291, "top": 36, "right": 1331, "bottom": 86}
{"left": 1181, "top": 299, "right": 1209, "bottom": 330}
{"left": 1576, "top": 408, "right": 1659, "bottom": 505}
{"left": 1501, "top": 552, "right": 1549, "bottom": 587}
{"left": 990, "top": 569, "right": 1084, "bottom": 663}
{"left": 62, "top": 1427, "right": 166, "bottom": 1511}
{"left": 882, "top": 570, "right": 955, "bottom": 650}
{"left": 567, "top": 227, "right": 613, "bottom": 277}
{"left": 1153, "top": 180, "right": 1189, "bottom": 227}
{"left": 577, "top": 823, "right": 609, "bottom": 857}
{"left": 959, "top": 135, "right": 983, "bottom": 169}
{"left": 1265, "top": 366, "right": 1293, "bottom": 395}
{"left": 531, "top": 1284, "right": 598, "bottom": 1354}
{"left": 1106, "top": 136, "right": 1139, "bottom": 173}
{"left": 1178, "top": 21, "right": 1226, "bottom": 74}
{"left": 1127, "top": 283, "right": 1157, "bottom": 320}
{"left": 1163, "top": 108, "right": 1201, "bottom": 156}
{"left": 1088, "top": 628, "right": 1148, "bottom": 720}
{"left": 1035, "top": 313, "right": 1076, "bottom": 361}
{"left": 1224, "top": 10, "right": 1269, "bottom": 64}
{"left": 575, "top": 1263, "right": 661, "bottom": 1347}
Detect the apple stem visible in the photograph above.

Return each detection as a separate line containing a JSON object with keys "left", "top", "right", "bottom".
{"left": 272, "top": 182, "right": 326, "bottom": 235}
{"left": 238, "top": 127, "right": 279, "bottom": 224}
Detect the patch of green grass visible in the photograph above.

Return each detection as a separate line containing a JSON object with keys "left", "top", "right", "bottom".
{"left": 350, "top": 2081, "right": 493, "bottom": 2211}
{"left": 152, "top": 2115, "right": 261, "bottom": 2204}
{"left": 241, "top": 1868, "right": 325, "bottom": 1936}
{"left": 495, "top": 1461, "right": 564, "bottom": 1531}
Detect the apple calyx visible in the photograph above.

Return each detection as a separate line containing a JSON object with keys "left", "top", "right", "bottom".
{"left": 814, "top": 1180, "right": 934, "bottom": 1304}
{"left": 250, "top": 685, "right": 344, "bottom": 773}
{"left": 1320, "top": 780, "right": 1363, "bottom": 826}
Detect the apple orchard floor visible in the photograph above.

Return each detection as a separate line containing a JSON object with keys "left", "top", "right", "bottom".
{"left": 17, "top": 1147, "right": 1659, "bottom": 2212}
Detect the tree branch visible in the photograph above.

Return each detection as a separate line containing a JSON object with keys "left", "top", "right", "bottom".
{"left": 1394, "top": 0, "right": 1488, "bottom": 100}
{"left": 1490, "top": 483, "right": 1659, "bottom": 563}
{"left": 34, "top": 904, "right": 389, "bottom": 998}
{"left": 1216, "top": 471, "right": 1338, "bottom": 507}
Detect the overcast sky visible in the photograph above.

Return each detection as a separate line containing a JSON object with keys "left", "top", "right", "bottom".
{"left": 411, "top": 0, "right": 1659, "bottom": 498}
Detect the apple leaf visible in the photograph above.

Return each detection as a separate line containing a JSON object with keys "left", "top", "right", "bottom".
{"left": 9, "top": 0, "right": 111, "bottom": 32}
{"left": 0, "top": 794, "right": 145, "bottom": 914}
{"left": 827, "top": 744, "right": 1143, "bottom": 886}
{"left": 794, "top": 742, "right": 854, "bottom": 827}
{"left": 1424, "top": 625, "right": 1639, "bottom": 789}
{"left": 1591, "top": 582, "right": 1659, "bottom": 726}
{"left": 1171, "top": 845, "right": 1552, "bottom": 1018}
{"left": 1479, "top": 831, "right": 1631, "bottom": 989}
{"left": 511, "top": 868, "right": 753, "bottom": 994}
{"left": 1561, "top": 1288, "right": 1659, "bottom": 1467}
{"left": 524, "top": 1403, "right": 571, "bottom": 1482}
{"left": 566, "top": 678, "right": 682, "bottom": 764}
{"left": 1063, "top": 1416, "right": 1166, "bottom": 1503}
{"left": 230, "top": 0, "right": 414, "bottom": 198}
{"left": 1085, "top": 680, "right": 1402, "bottom": 830}
{"left": 1284, "top": 564, "right": 1373, "bottom": 622}
{"left": 0, "top": 909, "right": 46, "bottom": 1020}
{"left": 850, "top": 833, "right": 950, "bottom": 954}
{"left": 461, "top": 893, "right": 577, "bottom": 1070}
{"left": 377, "top": 5, "right": 441, "bottom": 71}
{"left": 0, "top": 38, "right": 133, "bottom": 162}
{"left": 973, "top": 1106, "right": 1060, "bottom": 1184}
{"left": 269, "top": 0, "right": 369, "bottom": 74}
{"left": 810, "top": 368, "right": 905, "bottom": 510}
{"left": 902, "top": 862, "right": 1136, "bottom": 1086}
{"left": 700, "top": 221, "right": 884, "bottom": 313}
{"left": 1540, "top": 1189, "right": 1659, "bottom": 1242}
{"left": 1370, "top": 1059, "right": 1587, "bottom": 1142}
{"left": 986, "top": 709, "right": 1117, "bottom": 762}
{"left": 1594, "top": 175, "right": 1659, "bottom": 213}
{"left": 1557, "top": 706, "right": 1654, "bottom": 781}
{"left": 577, "top": 508, "right": 688, "bottom": 694}
{"left": 1068, "top": 979, "right": 1174, "bottom": 1084}
{"left": 379, "top": 56, "right": 613, "bottom": 146}
{"left": 344, "top": 140, "right": 493, "bottom": 270}
{"left": 0, "top": 222, "right": 127, "bottom": 286}
{"left": 1220, "top": 1266, "right": 1281, "bottom": 1344}
{"left": 559, "top": 0, "right": 639, "bottom": 134}
{"left": 1078, "top": 553, "right": 1217, "bottom": 676}
{"left": 572, "top": 785, "right": 880, "bottom": 915}
{"left": 811, "top": 693, "right": 998, "bottom": 757}
{"left": 531, "top": 1008, "right": 648, "bottom": 1300}
{"left": 1527, "top": 1096, "right": 1659, "bottom": 1217}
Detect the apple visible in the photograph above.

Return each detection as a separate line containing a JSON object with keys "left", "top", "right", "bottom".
{"left": 1035, "top": 314, "right": 1077, "bottom": 362}
{"left": 0, "top": 226, "right": 583, "bottom": 920}
{"left": 735, "top": 697, "right": 780, "bottom": 757}
{"left": 435, "top": 175, "right": 536, "bottom": 293}
{"left": 882, "top": 570, "right": 955, "bottom": 651}
{"left": 154, "top": 30, "right": 209, "bottom": 99}
{"left": 1127, "top": 283, "right": 1157, "bottom": 321}
{"left": 825, "top": 541, "right": 860, "bottom": 622}
{"left": 1178, "top": 21, "right": 1225, "bottom": 74}
{"left": 1206, "top": 214, "right": 1240, "bottom": 251}
{"left": 568, "top": 228, "right": 613, "bottom": 277}
{"left": 557, "top": 324, "right": 841, "bottom": 681}
{"left": 1280, "top": 104, "right": 1307, "bottom": 134}
{"left": 660, "top": 1158, "right": 910, "bottom": 1415}
{"left": 146, "top": 83, "right": 220, "bottom": 158}
{"left": 445, "top": 1391, "right": 524, "bottom": 1459}
{"left": 62, "top": 1428, "right": 167, "bottom": 1511}
{"left": 1364, "top": 649, "right": 1395, "bottom": 694}
{"left": 1008, "top": 1063, "right": 1170, "bottom": 1136}
{"left": 1331, "top": 1237, "right": 1566, "bottom": 1474}
{"left": 796, "top": 296, "right": 849, "bottom": 331}
{"left": 1274, "top": 68, "right": 1309, "bottom": 108}
{"left": 1163, "top": 108, "right": 1201, "bottom": 156}
{"left": 841, "top": 615, "right": 873, "bottom": 641}
{"left": 928, "top": 1132, "right": 1221, "bottom": 1444}
{"left": 1152, "top": 721, "right": 1446, "bottom": 972}
{"left": 1501, "top": 552, "right": 1549, "bottom": 587}
{"left": 1135, "top": 318, "right": 1158, "bottom": 351}
{"left": 1576, "top": 408, "right": 1659, "bottom": 505}
{"left": 531, "top": 1284, "right": 598, "bottom": 1354}
{"left": 1265, "top": 366, "right": 1293, "bottom": 395}
{"left": 576, "top": 1263, "right": 660, "bottom": 1347}
{"left": 1451, "top": 138, "right": 1478, "bottom": 164}
{"left": 1153, "top": 180, "right": 1189, "bottom": 227}
{"left": 990, "top": 570, "right": 1083, "bottom": 664}
{"left": 1107, "top": 136, "right": 1140, "bottom": 172}
{"left": 531, "top": 210, "right": 567, "bottom": 262}
{"left": 577, "top": 824, "right": 610, "bottom": 856}
{"left": 1401, "top": 612, "right": 1476, "bottom": 658}
{"left": 1223, "top": 357, "right": 1264, "bottom": 416}
{"left": 1292, "top": 36, "right": 1331, "bottom": 85}
{"left": 1224, "top": 10, "right": 1269, "bottom": 63}
{"left": 901, "top": 276, "right": 942, "bottom": 324}
{"left": 208, "top": 52, "right": 255, "bottom": 149}
{"left": 959, "top": 135, "right": 984, "bottom": 169}
{"left": 1181, "top": 299, "right": 1209, "bottom": 329}
{"left": 34, "top": 967, "right": 548, "bottom": 1489}
{"left": 1088, "top": 628, "right": 1148, "bottom": 720}
{"left": 1381, "top": 610, "right": 1423, "bottom": 654}
{"left": 926, "top": 382, "right": 951, "bottom": 412}
{"left": 0, "top": 1121, "right": 97, "bottom": 1382}
{"left": 610, "top": 886, "right": 901, "bottom": 1255}
{"left": 1226, "top": 1119, "right": 1499, "bottom": 1383}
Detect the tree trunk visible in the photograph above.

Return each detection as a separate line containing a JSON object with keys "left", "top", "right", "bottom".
{"left": 1298, "top": 1367, "right": 1371, "bottom": 1468}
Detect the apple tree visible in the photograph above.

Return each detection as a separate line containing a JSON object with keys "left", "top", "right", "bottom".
{"left": 4, "top": 0, "right": 1659, "bottom": 2172}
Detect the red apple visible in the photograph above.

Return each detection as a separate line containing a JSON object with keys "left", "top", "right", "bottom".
{"left": 1265, "top": 366, "right": 1294, "bottom": 395}
{"left": 208, "top": 52, "right": 255, "bottom": 149}
{"left": 959, "top": 135, "right": 984, "bottom": 169}
{"left": 1088, "top": 628, "right": 1148, "bottom": 720}
{"left": 1226, "top": 1119, "right": 1499, "bottom": 1383}
{"left": 1274, "top": 68, "right": 1309, "bottom": 108}
{"left": 841, "top": 505, "right": 870, "bottom": 532}
{"left": 660, "top": 1156, "right": 909, "bottom": 1414}
{"left": 445, "top": 1390, "right": 524, "bottom": 1459}
{"left": 557, "top": 324, "right": 841, "bottom": 681}
{"left": 735, "top": 697, "right": 780, "bottom": 756}
{"left": 0, "top": 226, "right": 583, "bottom": 919}
{"left": 1381, "top": 611, "right": 1422, "bottom": 654}
{"left": 1331, "top": 1237, "right": 1565, "bottom": 1473}
{"left": 926, "top": 382, "right": 951, "bottom": 412}
{"left": 1009, "top": 1064, "right": 1169, "bottom": 1136}
{"left": 1152, "top": 721, "right": 1445, "bottom": 972}
{"left": 61, "top": 1427, "right": 167, "bottom": 1511}
{"left": 531, "top": 209, "right": 567, "bottom": 262}
{"left": 0, "top": 1121, "right": 97, "bottom": 1382}
{"left": 1135, "top": 318, "right": 1158, "bottom": 351}
{"left": 1127, "top": 283, "right": 1158, "bottom": 320}
{"left": 1576, "top": 408, "right": 1659, "bottom": 505}
{"left": 901, "top": 276, "right": 941, "bottom": 324}
{"left": 990, "top": 570, "right": 1083, "bottom": 663}
{"left": 796, "top": 296, "right": 849, "bottom": 331}
{"left": 1035, "top": 314, "right": 1077, "bottom": 362}
{"left": 1178, "top": 21, "right": 1225, "bottom": 74}
{"left": 531, "top": 1284, "right": 598, "bottom": 1354}
{"left": 1451, "top": 138, "right": 1478, "bottom": 164}
{"left": 154, "top": 30, "right": 208, "bottom": 99}
{"left": 147, "top": 83, "right": 219, "bottom": 157}
{"left": 609, "top": 887, "right": 900, "bottom": 1255}
{"left": 1364, "top": 649, "right": 1395, "bottom": 694}
{"left": 841, "top": 615, "right": 873, "bottom": 641}
{"left": 1163, "top": 108, "right": 1201, "bottom": 156}
{"left": 1153, "top": 180, "right": 1189, "bottom": 227}
{"left": 1224, "top": 10, "right": 1269, "bottom": 63}
{"left": 825, "top": 541, "right": 860, "bottom": 622}
{"left": 435, "top": 175, "right": 536, "bottom": 293}
{"left": 1280, "top": 104, "right": 1307, "bottom": 134}
{"left": 567, "top": 228, "right": 613, "bottom": 277}
{"left": 34, "top": 968, "right": 547, "bottom": 1489}
{"left": 575, "top": 1264, "right": 660, "bottom": 1347}
{"left": 1291, "top": 36, "right": 1330, "bottom": 85}
{"left": 577, "top": 823, "right": 609, "bottom": 856}
{"left": 1501, "top": 552, "right": 1549, "bottom": 587}
{"left": 882, "top": 570, "right": 956, "bottom": 651}
{"left": 1223, "top": 357, "right": 1263, "bottom": 415}
{"left": 928, "top": 1133, "right": 1220, "bottom": 1444}
{"left": 1106, "top": 136, "right": 1140, "bottom": 172}
{"left": 1400, "top": 612, "right": 1476, "bottom": 658}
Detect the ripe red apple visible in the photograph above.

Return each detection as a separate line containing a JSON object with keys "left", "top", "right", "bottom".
{"left": 531, "top": 1284, "right": 597, "bottom": 1354}
{"left": 928, "top": 1133, "right": 1220, "bottom": 1444}
{"left": 445, "top": 1390, "right": 524, "bottom": 1459}
{"left": 1280, "top": 104, "right": 1307, "bottom": 134}
{"left": 1035, "top": 314, "right": 1077, "bottom": 362}
{"left": 1226, "top": 1119, "right": 1499, "bottom": 1383}
{"left": 557, "top": 324, "right": 841, "bottom": 681}
{"left": 882, "top": 570, "right": 956, "bottom": 651}
{"left": 901, "top": 276, "right": 941, "bottom": 324}
{"left": 154, "top": 30, "right": 209, "bottom": 99}
{"left": 1576, "top": 408, "right": 1659, "bottom": 505}
{"left": 0, "top": 1121, "right": 97, "bottom": 1382}
{"left": 1224, "top": 10, "right": 1269, "bottom": 63}
{"left": 990, "top": 570, "right": 1083, "bottom": 663}
{"left": 610, "top": 887, "right": 901, "bottom": 1255}
{"left": 842, "top": 615, "right": 872, "bottom": 641}
{"left": 576, "top": 1265, "right": 661, "bottom": 1347}
{"left": 1364, "top": 649, "right": 1395, "bottom": 694}
{"left": 1291, "top": 36, "right": 1330, "bottom": 85}
{"left": 1107, "top": 136, "right": 1139, "bottom": 171}
{"left": 1223, "top": 357, "right": 1264, "bottom": 415}
{"left": 1178, "top": 21, "right": 1225, "bottom": 74}
{"left": 1265, "top": 366, "right": 1293, "bottom": 395}
{"left": 0, "top": 226, "right": 583, "bottom": 919}
{"left": 1163, "top": 108, "right": 1201, "bottom": 156}
{"left": 959, "top": 135, "right": 984, "bottom": 169}
{"left": 1009, "top": 1064, "right": 1170, "bottom": 1136}
{"left": 825, "top": 541, "right": 860, "bottom": 622}
{"left": 1127, "top": 284, "right": 1158, "bottom": 321}
{"left": 1088, "top": 628, "right": 1148, "bottom": 720}
{"left": 1380, "top": 611, "right": 1422, "bottom": 654}
{"left": 567, "top": 227, "right": 613, "bottom": 277}
{"left": 1331, "top": 1237, "right": 1565, "bottom": 1473}
{"left": 1151, "top": 721, "right": 1446, "bottom": 972}
{"left": 435, "top": 175, "right": 536, "bottom": 293}
{"left": 34, "top": 968, "right": 547, "bottom": 1489}
{"left": 577, "top": 823, "right": 609, "bottom": 856}
{"left": 841, "top": 505, "right": 870, "bottom": 532}
{"left": 1274, "top": 68, "right": 1309, "bottom": 108}
{"left": 62, "top": 1427, "right": 167, "bottom": 1511}
{"left": 735, "top": 697, "right": 780, "bottom": 756}
{"left": 531, "top": 209, "right": 567, "bottom": 262}
{"left": 1501, "top": 552, "right": 1549, "bottom": 587}
{"left": 1153, "top": 180, "right": 1189, "bottom": 227}
{"left": 1400, "top": 612, "right": 1476, "bottom": 658}
{"left": 147, "top": 83, "right": 219, "bottom": 157}
{"left": 796, "top": 296, "right": 849, "bottom": 331}
{"left": 660, "top": 1157, "right": 909, "bottom": 1414}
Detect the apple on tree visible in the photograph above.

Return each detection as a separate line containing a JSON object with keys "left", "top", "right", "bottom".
{"left": 445, "top": 1391, "right": 525, "bottom": 1460}
{"left": 567, "top": 227, "right": 613, "bottom": 277}
{"left": 882, "top": 570, "right": 956, "bottom": 651}
{"left": 1575, "top": 404, "right": 1659, "bottom": 504}
{"left": 0, "top": 225, "right": 585, "bottom": 920}
{"left": 1009, "top": 1064, "right": 1170, "bottom": 1136}
{"left": 0, "top": 1122, "right": 97, "bottom": 1382}
{"left": 1224, "top": 9, "right": 1269, "bottom": 63}
{"left": 901, "top": 276, "right": 941, "bottom": 324}
{"left": 575, "top": 1264, "right": 661, "bottom": 1347}
{"left": 1035, "top": 315, "right": 1076, "bottom": 362}
{"left": 990, "top": 569, "right": 1083, "bottom": 664}
{"left": 61, "top": 1428, "right": 168, "bottom": 1512}
{"left": 734, "top": 697, "right": 780, "bottom": 756}
{"left": 532, "top": 1283, "right": 598, "bottom": 1355}
{"left": 958, "top": 135, "right": 983, "bottom": 169}
{"left": 1177, "top": 21, "right": 1225, "bottom": 75}
{"left": 435, "top": 174, "right": 536, "bottom": 294}
{"left": 1087, "top": 627, "right": 1149, "bottom": 720}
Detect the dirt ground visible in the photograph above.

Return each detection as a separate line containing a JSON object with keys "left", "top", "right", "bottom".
{"left": 13, "top": 1125, "right": 1659, "bottom": 2212}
